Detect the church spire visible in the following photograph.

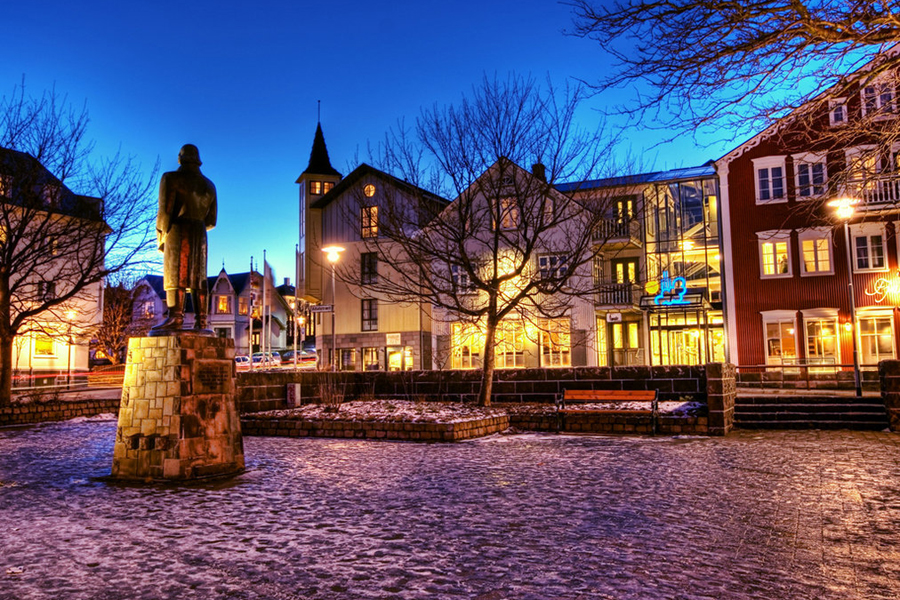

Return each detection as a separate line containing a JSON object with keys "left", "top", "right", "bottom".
{"left": 302, "top": 122, "right": 341, "bottom": 178}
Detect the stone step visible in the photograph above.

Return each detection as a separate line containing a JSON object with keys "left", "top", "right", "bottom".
{"left": 735, "top": 403, "right": 886, "bottom": 415}
{"left": 737, "top": 395, "right": 882, "bottom": 405}
{"left": 735, "top": 419, "right": 888, "bottom": 431}
{"left": 735, "top": 410, "right": 887, "bottom": 422}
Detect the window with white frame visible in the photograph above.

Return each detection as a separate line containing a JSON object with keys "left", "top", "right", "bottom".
{"left": 793, "top": 153, "right": 827, "bottom": 198}
{"left": 805, "top": 315, "right": 838, "bottom": 366}
{"left": 451, "top": 264, "right": 475, "bottom": 293}
{"left": 828, "top": 98, "right": 848, "bottom": 126}
{"left": 850, "top": 222, "right": 887, "bottom": 272}
{"left": 752, "top": 157, "right": 787, "bottom": 203}
{"left": 797, "top": 228, "right": 833, "bottom": 275}
{"left": 858, "top": 314, "right": 895, "bottom": 365}
{"left": 757, "top": 230, "right": 792, "bottom": 278}
{"left": 539, "top": 318, "right": 571, "bottom": 367}
{"left": 34, "top": 335, "right": 55, "bottom": 357}
{"left": 861, "top": 80, "right": 896, "bottom": 119}
{"left": 495, "top": 320, "right": 525, "bottom": 368}
{"left": 451, "top": 322, "right": 483, "bottom": 369}
{"left": 762, "top": 312, "right": 798, "bottom": 365}
{"left": 496, "top": 197, "right": 519, "bottom": 230}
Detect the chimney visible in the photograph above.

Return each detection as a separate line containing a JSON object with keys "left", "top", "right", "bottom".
{"left": 284, "top": 277, "right": 290, "bottom": 286}
{"left": 532, "top": 162, "right": 546, "bottom": 181}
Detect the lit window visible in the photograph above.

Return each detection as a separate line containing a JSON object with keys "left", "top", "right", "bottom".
{"left": 859, "top": 315, "right": 895, "bottom": 365}
{"left": 793, "top": 153, "right": 827, "bottom": 198}
{"left": 309, "top": 181, "right": 323, "bottom": 195}
{"left": 764, "top": 318, "right": 797, "bottom": 365}
{"left": 451, "top": 323, "right": 483, "bottom": 369}
{"left": 752, "top": 157, "right": 787, "bottom": 203}
{"left": 34, "top": 335, "right": 54, "bottom": 356}
{"left": 339, "top": 348, "right": 357, "bottom": 371}
{"left": 362, "top": 347, "right": 381, "bottom": 370}
{"left": 238, "top": 297, "right": 248, "bottom": 316}
{"left": 861, "top": 82, "right": 896, "bottom": 118}
{"left": 798, "top": 228, "right": 832, "bottom": 275}
{"left": 361, "top": 298, "right": 378, "bottom": 331}
{"left": 828, "top": 98, "right": 847, "bottom": 126}
{"left": 216, "top": 295, "right": 232, "bottom": 314}
{"left": 364, "top": 184, "right": 376, "bottom": 197}
{"left": 360, "top": 252, "right": 378, "bottom": 285}
{"left": 540, "top": 318, "right": 571, "bottom": 367}
{"left": 361, "top": 206, "right": 378, "bottom": 238}
{"left": 323, "top": 181, "right": 334, "bottom": 193}
{"left": 805, "top": 317, "right": 838, "bottom": 365}
{"left": 0, "top": 175, "right": 11, "bottom": 197}
{"left": 143, "top": 301, "right": 155, "bottom": 318}
{"left": 757, "top": 230, "right": 792, "bottom": 278}
{"left": 495, "top": 320, "right": 525, "bottom": 368}
{"left": 497, "top": 197, "right": 519, "bottom": 230}
{"left": 538, "top": 254, "right": 568, "bottom": 280}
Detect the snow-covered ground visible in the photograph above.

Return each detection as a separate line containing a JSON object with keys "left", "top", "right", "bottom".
{"left": 246, "top": 400, "right": 506, "bottom": 424}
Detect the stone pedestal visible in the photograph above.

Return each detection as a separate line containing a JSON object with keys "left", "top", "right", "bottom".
{"left": 111, "top": 335, "right": 244, "bottom": 481}
{"left": 878, "top": 360, "right": 900, "bottom": 431}
{"left": 706, "top": 362, "right": 736, "bottom": 436}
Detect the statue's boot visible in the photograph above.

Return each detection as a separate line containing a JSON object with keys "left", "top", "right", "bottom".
{"left": 150, "top": 289, "right": 185, "bottom": 333}
{"left": 194, "top": 290, "right": 214, "bottom": 335}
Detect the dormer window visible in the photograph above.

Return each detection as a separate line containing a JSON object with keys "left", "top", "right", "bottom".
{"left": 828, "top": 98, "right": 847, "bottom": 126}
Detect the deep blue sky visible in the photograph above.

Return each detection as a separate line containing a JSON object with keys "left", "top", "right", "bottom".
{"left": 3, "top": 0, "right": 726, "bottom": 282}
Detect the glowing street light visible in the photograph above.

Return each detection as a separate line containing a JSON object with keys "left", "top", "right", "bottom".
{"left": 322, "top": 246, "right": 344, "bottom": 370}
{"left": 828, "top": 197, "right": 862, "bottom": 397}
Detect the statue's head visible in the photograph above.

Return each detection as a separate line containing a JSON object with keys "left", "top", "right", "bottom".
{"left": 178, "top": 144, "right": 202, "bottom": 167}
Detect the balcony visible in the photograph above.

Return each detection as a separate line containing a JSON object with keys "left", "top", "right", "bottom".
{"left": 845, "top": 175, "right": 900, "bottom": 207}
{"left": 596, "top": 283, "right": 641, "bottom": 308}
{"left": 593, "top": 220, "right": 642, "bottom": 249}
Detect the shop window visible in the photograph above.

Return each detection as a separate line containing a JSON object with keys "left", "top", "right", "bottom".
{"left": 540, "top": 318, "right": 571, "bottom": 367}
{"left": 339, "top": 348, "right": 357, "bottom": 371}
{"left": 805, "top": 318, "right": 838, "bottom": 366}
{"left": 757, "top": 231, "right": 792, "bottom": 278}
{"left": 752, "top": 157, "right": 787, "bottom": 204}
{"left": 829, "top": 98, "right": 848, "bottom": 126}
{"left": 451, "top": 323, "right": 483, "bottom": 370}
{"left": 764, "top": 319, "right": 797, "bottom": 365}
{"left": 859, "top": 315, "right": 895, "bottom": 366}
{"left": 793, "top": 153, "right": 827, "bottom": 198}
{"left": 34, "top": 335, "right": 55, "bottom": 357}
{"left": 216, "top": 295, "right": 232, "bottom": 314}
{"left": 362, "top": 347, "right": 381, "bottom": 371}
{"left": 387, "top": 346, "right": 413, "bottom": 371}
{"left": 495, "top": 320, "right": 525, "bottom": 368}
{"left": 798, "top": 228, "right": 832, "bottom": 275}
{"left": 361, "top": 206, "right": 378, "bottom": 238}
{"left": 361, "top": 299, "right": 378, "bottom": 331}
{"left": 360, "top": 252, "right": 378, "bottom": 285}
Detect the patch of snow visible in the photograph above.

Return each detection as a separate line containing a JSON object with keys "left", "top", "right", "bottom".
{"left": 246, "top": 400, "right": 505, "bottom": 424}
{"left": 68, "top": 413, "right": 117, "bottom": 423}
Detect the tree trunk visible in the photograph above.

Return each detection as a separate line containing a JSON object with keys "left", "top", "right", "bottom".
{"left": 477, "top": 316, "right": 499, "bottom": 407}
{"left": 0, "top": 334, "right": 13, "bottom": 408}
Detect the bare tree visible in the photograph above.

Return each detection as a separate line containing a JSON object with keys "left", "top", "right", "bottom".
{"left": 0, "top": 83, "right": 157, "bottom": 405}
{"left": 93, "top": 276, "right": 153, "bottom": 366}
{"left": 339, "top": 75, "right": 623, "bottom": 406}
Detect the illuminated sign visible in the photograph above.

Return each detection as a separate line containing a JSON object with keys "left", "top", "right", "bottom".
{"left": 865, "top": 272, "right": 900, "bottom": 303}
{"left": 646, "top": 270, "right": 689, "bottom": 306}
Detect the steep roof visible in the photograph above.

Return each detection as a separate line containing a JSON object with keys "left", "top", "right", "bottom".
{"left": 299, "top": 122, "right": 341, "bottom": 179}
{"left": 310, "top": 163, "right": 449, "bottom": 210}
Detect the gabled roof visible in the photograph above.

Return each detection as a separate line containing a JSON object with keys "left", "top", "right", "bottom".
{"left": 298, "top": 122, "right": 341, "bottom": 180}
{"left": 310, "top": 163, "right": 449, "bottom": 210}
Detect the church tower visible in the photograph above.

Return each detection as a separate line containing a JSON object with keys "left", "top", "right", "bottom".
{"left": 296, "top": 122, "right": 342, "bottom": 302}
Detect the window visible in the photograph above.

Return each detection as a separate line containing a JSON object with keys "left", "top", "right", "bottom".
{"left": 339, "top": 348, "right": 357, "bottom": 371}
{"left": 538, "top": 254, "right": 567, "bottom": 280}
{"left": 216, "top": 295, "right": 232, "bottom": 314}
{"left": 34, "top": 335, "right": 55, "bottom": 357}
{"left": 752, "top": 157, "right": 787, "bottom": 203}
{"left": 364, "top": 184, "right": 376, "bottom": 197}
{"left": 142, "top": 301, "right": 155, "bottom": 318}
{"left": 540, "top": 318, "right": 571, "bottom": 367}
{"left": 611, "top": 321, "right": 641, "bottom": 366}
{"left": 361, "top": 252, "right": 378, "bottom": 285}
{"left": 829, "top": 98, "right": 848, "bottom": 126}
{"left": 451, "top": 323, "right": 483, "bottom": 369}
{"left": 362, "top": 347, "right": 381, "bottom": 370}
{"left": 805, "top": 317, "right": 838, "bottom": 365}
{"left": 858, "top": 315, "right": 895, "bottom": 365}
{"left": 309, "top": 181, "right": 323, "bottom": 195}
{"left": 851, "top": 223, "right": 887, "bottom": 272}
{"left": 361, "top": 206, "right": 378, "bottom": 238}
{"left": 497, "top": 197, "right": 519, "bottom": 230}
{"left": 323, "top": 181, "right": 334, "bottom": 194}
{"left": 239, "top": 297, "right": 249, "bottom": 316}
{"left": 793, "top": 153, "right": 827, "bottom": 198}
{"left": 542, "top": 196, "right": 554, "bottom": 224}
{"left": 37, "top": 282, "right": 56, "bottom": 301}
{"left": 361, "top": 298, "right": 378, "bottom": 331}
{"left": 46, "top": 236, "right": 59, "bottom": 256}
{"left": 861, "top": 81, "right": 896, "bottom": 118}
{"left": 762, "top": 312, "right": 797, "bottom": 365}
{"left": 495, "top": 320, "right": 525, "bottom": 368}
{"left": 612, "top": 258, "right": 638, "bottom": 283}
{"left": 614, "top": 196, "right": 635, "bottom": 222}
{"left": 42, "top": 184, "right": 60, "bottom": 207}
{"left": 798, "top": 228, "right": 832, "bottom": 275}
{"left": 757, "top": 231, "right": 792, "bottom": 278}
{"left": 0, "top": 175, "right": 11, "bottom": 197}
{"left": 451, "top": 264, "right": 474, "bottom": 293}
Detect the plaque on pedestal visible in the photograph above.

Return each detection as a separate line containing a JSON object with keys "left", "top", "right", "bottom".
{"left": 110, "top": 335, "right": 244, "bottom": 481}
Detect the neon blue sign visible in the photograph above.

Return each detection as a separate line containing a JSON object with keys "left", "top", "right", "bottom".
{"left": 654, "top": 270, "right": 689, "bottom": 306}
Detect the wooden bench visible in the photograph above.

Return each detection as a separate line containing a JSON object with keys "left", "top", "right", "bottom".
{"left": 556, "top": 389, "right": 659, "bottom": 435}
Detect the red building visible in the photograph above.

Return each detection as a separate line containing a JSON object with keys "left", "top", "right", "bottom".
{"left": 717, "top": 62, "right": 900, "bottom": 372}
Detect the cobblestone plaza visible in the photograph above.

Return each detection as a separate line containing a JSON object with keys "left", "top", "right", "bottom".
{"left": 1, "top": 420, "right": 899, "bottom": 599}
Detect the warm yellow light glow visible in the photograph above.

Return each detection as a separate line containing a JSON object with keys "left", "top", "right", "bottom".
{"left": 65, "top": 310, "right": 76, "bottom": 320}
{"left": 843, "top": 322, "right": 853, "bottom": 332}
{"left": 827, "top": 197, "right": 859, "bottom": 221}
{"left": 681, "top": 240, "right": 695, "bottom": 251}
{"left": 322, "top": 246, "right": 345, "bottom": 264}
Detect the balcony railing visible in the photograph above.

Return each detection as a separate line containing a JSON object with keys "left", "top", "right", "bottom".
{"left": 846, "top": 175, "right": 900, "bottom": 206}
{"left": 593, "top": 220, "right": 642, "bottom": 246}
{"left": 596, "top": 283, "right": 640, "bottom": 307}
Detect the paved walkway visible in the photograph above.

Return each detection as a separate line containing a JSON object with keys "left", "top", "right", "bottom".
{"left": 1, "top": 420, "right": 899, "bottom": 599}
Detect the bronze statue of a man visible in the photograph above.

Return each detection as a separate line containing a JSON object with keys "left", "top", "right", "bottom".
{"left": 150, "top": 144, "right": 217, "bottom": 335}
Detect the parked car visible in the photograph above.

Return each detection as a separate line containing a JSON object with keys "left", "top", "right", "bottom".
{"left": 251, "top": 352, "right": 279, "bottom": 366}
{"left": 234, "top": 355, "right": 250, "bottom": 369}
{"left": 281, "top": 349, "right": 317, "bottom": 368}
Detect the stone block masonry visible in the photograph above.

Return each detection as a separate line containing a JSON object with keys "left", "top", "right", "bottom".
{"left": 111, "top": 336, "right": 244, "bottom": 481}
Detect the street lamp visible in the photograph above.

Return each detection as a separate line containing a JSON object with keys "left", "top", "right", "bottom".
{"left": 322, "top": 246, "right": 344, "bottom": 370}
{"left": 828, "top": 197, "right": 862, "bottom": 397}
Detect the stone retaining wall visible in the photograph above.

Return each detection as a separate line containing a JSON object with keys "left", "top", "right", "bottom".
{"left": 0, "top": 398, "right": 120, "bottom": 427}
{"left": 241, "top": 414, "right": 510, "bottom": 442}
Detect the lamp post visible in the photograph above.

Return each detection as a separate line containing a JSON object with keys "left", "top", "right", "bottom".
{"left": 828, "top": 197, "right": 862, "bottom": 397}
{"left": 322, "top": 246, "right": 344, "bottom": 371}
